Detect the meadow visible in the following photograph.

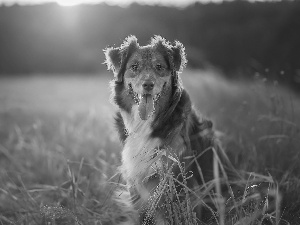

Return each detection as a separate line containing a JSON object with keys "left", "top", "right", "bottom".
{"left": 0, "top": 70, "right": 299, "bottom": 224}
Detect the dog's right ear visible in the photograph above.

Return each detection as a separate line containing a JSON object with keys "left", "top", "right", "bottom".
{"left": 104, "top": 35, "right": 139, "bottom": 82}
{"left": 104, "top": 47, "right": 121, "bottom": 75}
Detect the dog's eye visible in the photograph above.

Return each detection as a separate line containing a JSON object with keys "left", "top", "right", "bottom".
{"left": 130, "top": 64, "right": 139, "bottom": 72}
{"left": 156, "top": 64, "right": 163, "bottom": 71}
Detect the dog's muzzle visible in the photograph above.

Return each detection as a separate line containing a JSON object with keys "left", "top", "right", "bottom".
{"left": 128, "top": 83, "right": 166, "bottom": 120}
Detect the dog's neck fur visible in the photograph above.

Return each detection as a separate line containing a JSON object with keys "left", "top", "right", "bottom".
{"left": 119, "top": 83, "right": 173, "bottom": 185}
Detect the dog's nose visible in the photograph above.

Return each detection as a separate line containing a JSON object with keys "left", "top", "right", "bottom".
{"left": 142, "top": 81, "right": 154, "bottom": 92}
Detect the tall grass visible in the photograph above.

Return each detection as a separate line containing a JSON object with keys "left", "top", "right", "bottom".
{"left": 0, "top": 71, "right": 299, "bottom": 224}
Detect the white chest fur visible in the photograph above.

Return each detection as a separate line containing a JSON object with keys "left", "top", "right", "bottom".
{"left": 120, "top": 105, "right": 162, "bottom": 185}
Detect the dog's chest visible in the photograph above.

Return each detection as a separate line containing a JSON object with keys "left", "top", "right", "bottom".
{"left": 120, "top": 105, "right": 162, "bottom": 184}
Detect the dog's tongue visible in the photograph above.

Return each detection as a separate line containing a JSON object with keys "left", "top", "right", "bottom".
{"left": 138, "top": 94, "right": 154, "bottom": 120}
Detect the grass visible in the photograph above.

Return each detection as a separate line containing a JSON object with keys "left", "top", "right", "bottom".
{"left": 0, "top": 70, "right": 299, "bottom": 224}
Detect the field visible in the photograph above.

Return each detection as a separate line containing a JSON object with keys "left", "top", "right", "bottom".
{"left": 0, "top": 70, "right": 300, "bottom": 224}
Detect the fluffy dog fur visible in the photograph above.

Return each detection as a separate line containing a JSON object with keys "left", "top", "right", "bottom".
{"left": 104, "top": 35, "right": 236, "bottom": 224}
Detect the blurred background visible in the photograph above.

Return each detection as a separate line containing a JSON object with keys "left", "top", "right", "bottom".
{"left": 0, "top": 0, "right": 300, "bottom": 90}
{"left": 1, "top": 0, "right": 300, "bottom": 224}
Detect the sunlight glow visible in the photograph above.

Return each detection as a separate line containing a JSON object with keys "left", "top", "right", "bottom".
{"left": 0, "top": 0, "right": 238, "bottom": 7}
{"left": 0, "top": 0, "right": 215, "bottom": 7}
{"left": 56, "top": 0, "right": 82, "bottom": 6}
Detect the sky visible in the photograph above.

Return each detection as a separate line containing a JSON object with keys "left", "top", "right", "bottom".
{"left": 0, "top": 0, "right": 231, "bottom": 7}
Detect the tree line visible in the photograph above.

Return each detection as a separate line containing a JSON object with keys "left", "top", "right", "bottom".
{"left": 0, "top": 1, "right": 299, "bottom": 89}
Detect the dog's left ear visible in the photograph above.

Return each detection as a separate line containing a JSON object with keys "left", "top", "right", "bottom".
{"left": 151, "top": 36, "right": 187, "bottom": 72}
{"left": 171, "top": 41, "right": 187, "bottom": 72}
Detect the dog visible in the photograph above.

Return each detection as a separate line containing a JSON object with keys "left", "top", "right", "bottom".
{"left": 104, "top": 35, "right": 237, "bottom": 224}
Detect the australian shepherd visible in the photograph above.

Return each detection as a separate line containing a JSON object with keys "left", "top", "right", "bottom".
{"left": 104, "top": 36, "right": 236, "bottom": 225}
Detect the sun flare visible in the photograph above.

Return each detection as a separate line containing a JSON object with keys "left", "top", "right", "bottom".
{"left": 56, "top": 0, "right": 82, "bottom": 6}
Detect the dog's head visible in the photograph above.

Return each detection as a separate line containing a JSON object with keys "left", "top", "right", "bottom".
{"left": 104, "top": 35, "right": 187, "bottom": 120}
